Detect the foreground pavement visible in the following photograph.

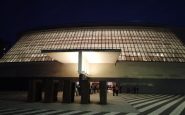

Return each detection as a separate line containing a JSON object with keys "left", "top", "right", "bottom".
{"left": 0, "top": 92, "right": 184, "bottom": 115}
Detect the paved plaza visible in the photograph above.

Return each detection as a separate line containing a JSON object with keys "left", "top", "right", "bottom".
{"left": 0, "top": 92, "right": 184, "bottom": 115}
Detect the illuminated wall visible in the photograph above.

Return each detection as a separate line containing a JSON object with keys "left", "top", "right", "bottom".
{"left": 89, "top": 62, "right": 185, "bottom": 78}
{"left": 0, "top": 26, "right": 185, "bottom": 63}
{"left": 0, "top": 61, "right": 184, "bottom": 79}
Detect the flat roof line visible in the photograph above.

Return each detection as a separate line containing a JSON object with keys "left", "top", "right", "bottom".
{"left": 41, "top": 49, "right": 121, "bottom": 53}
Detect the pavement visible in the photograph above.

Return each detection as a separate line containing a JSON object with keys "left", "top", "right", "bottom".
{"left": 0, "top": 91, "right": 184, "bottom": 115}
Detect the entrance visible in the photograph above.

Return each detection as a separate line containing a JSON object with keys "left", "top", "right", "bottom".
{"left": 32, "top": 49, "right": 122, "bottom": 104}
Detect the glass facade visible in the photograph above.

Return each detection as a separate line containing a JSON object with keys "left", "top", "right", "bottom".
{"left": 0, "top": 26, "right": 185, "bottom": 63}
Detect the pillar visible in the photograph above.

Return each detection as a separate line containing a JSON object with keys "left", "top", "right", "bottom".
{"left": 44, "top": 79, "right": 58, "bottom": 103}
{"left": 53, "top": 81, "right": 59, "bottom": 102}
{"left": 71, "top": 82, "right": 75, "bottom": 102}
{"left": 99, "top": 81, "right": 107, "bottom": 104}
{"left": 27, "top": 80, "right": 42, "bottom": 102}
{"left": 79, "top": 74, "right": 90, "bottom": 104}
{"left": 63, "top": 80, "right": 74, "bottom": 103}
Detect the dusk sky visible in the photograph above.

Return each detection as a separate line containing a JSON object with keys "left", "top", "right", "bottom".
{"left": 0, "top": 0, "right": 185, "bottom": 44}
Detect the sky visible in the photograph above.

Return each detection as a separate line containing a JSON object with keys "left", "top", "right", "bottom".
{"left": 0, "top": 0, "right": 185, "bottom": 44}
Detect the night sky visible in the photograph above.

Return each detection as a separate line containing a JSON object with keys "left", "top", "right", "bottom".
{"left": 0, "top": 0, "right": 185, "bottom": 44}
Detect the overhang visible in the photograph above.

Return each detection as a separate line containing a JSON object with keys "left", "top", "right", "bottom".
{"left": 42, "top": 49, "right": 121, "bottom": 64}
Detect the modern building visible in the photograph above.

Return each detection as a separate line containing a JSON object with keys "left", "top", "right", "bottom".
{"left": 0, "top": 26, "right": 185, "bottom": 103}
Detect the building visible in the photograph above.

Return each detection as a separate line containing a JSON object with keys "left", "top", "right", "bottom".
{"left": 0, "top": 26, "right": 185, "bottom": 103}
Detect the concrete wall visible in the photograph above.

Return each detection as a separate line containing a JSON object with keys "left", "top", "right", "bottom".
{"left": 89, "top": 62, "right": 185, "bottom": 79}
{"left": 0, "top": 61, "right": 185, "bottom": 94}
{"left": 0, "top": 61, "right": 78, "bottom": 78}
{"left": 118, "top": 78, "right": 185, "bottom": 94}
{"left": 0, "top": 61, "right": 185, "bottom": 79}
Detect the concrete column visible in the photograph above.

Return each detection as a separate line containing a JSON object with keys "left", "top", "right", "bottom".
{"left": 80, "top": 80, "right": 90, "bottom": 104}
{"left": 44, "top": 79, "right": 58, "bottom": 103}
{"left": 63, "top": 80, "right": 74, "bottom": 103}
{"left": 27, "top": 80, "right": 42, "bottom": 102}
{"left": 79, "top": 74, "right": 90, "bottom": 104}
{"left": 99, "top": 81, "right": 107, "bottom": 104}
{"left": 71, "top": 82, "right": 75, "bottom": 102}
{"left": 78, "top": 51, "right": 82, "bottom": 74}
{"left": 53, "top": 81, "right": 59, "bottom": 102}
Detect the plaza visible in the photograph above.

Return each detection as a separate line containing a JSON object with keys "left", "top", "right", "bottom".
{"left": 0, "top": 91, "right": 184, "bottom": 114}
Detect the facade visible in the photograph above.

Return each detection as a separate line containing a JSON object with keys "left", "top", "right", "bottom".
{"left": 0, "top": 26, "right": 185, "bottom": 103}
{"left": 1, "top": 26, "right": 185, "bottom": 63}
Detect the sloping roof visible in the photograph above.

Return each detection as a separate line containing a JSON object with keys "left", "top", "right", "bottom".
{"left": 0, "top": 26, "right": 185, "bottom": 63}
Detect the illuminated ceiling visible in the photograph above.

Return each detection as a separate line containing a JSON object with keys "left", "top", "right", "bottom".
{"left": 42, "top": 49, "right": 121, "bottom": 64}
